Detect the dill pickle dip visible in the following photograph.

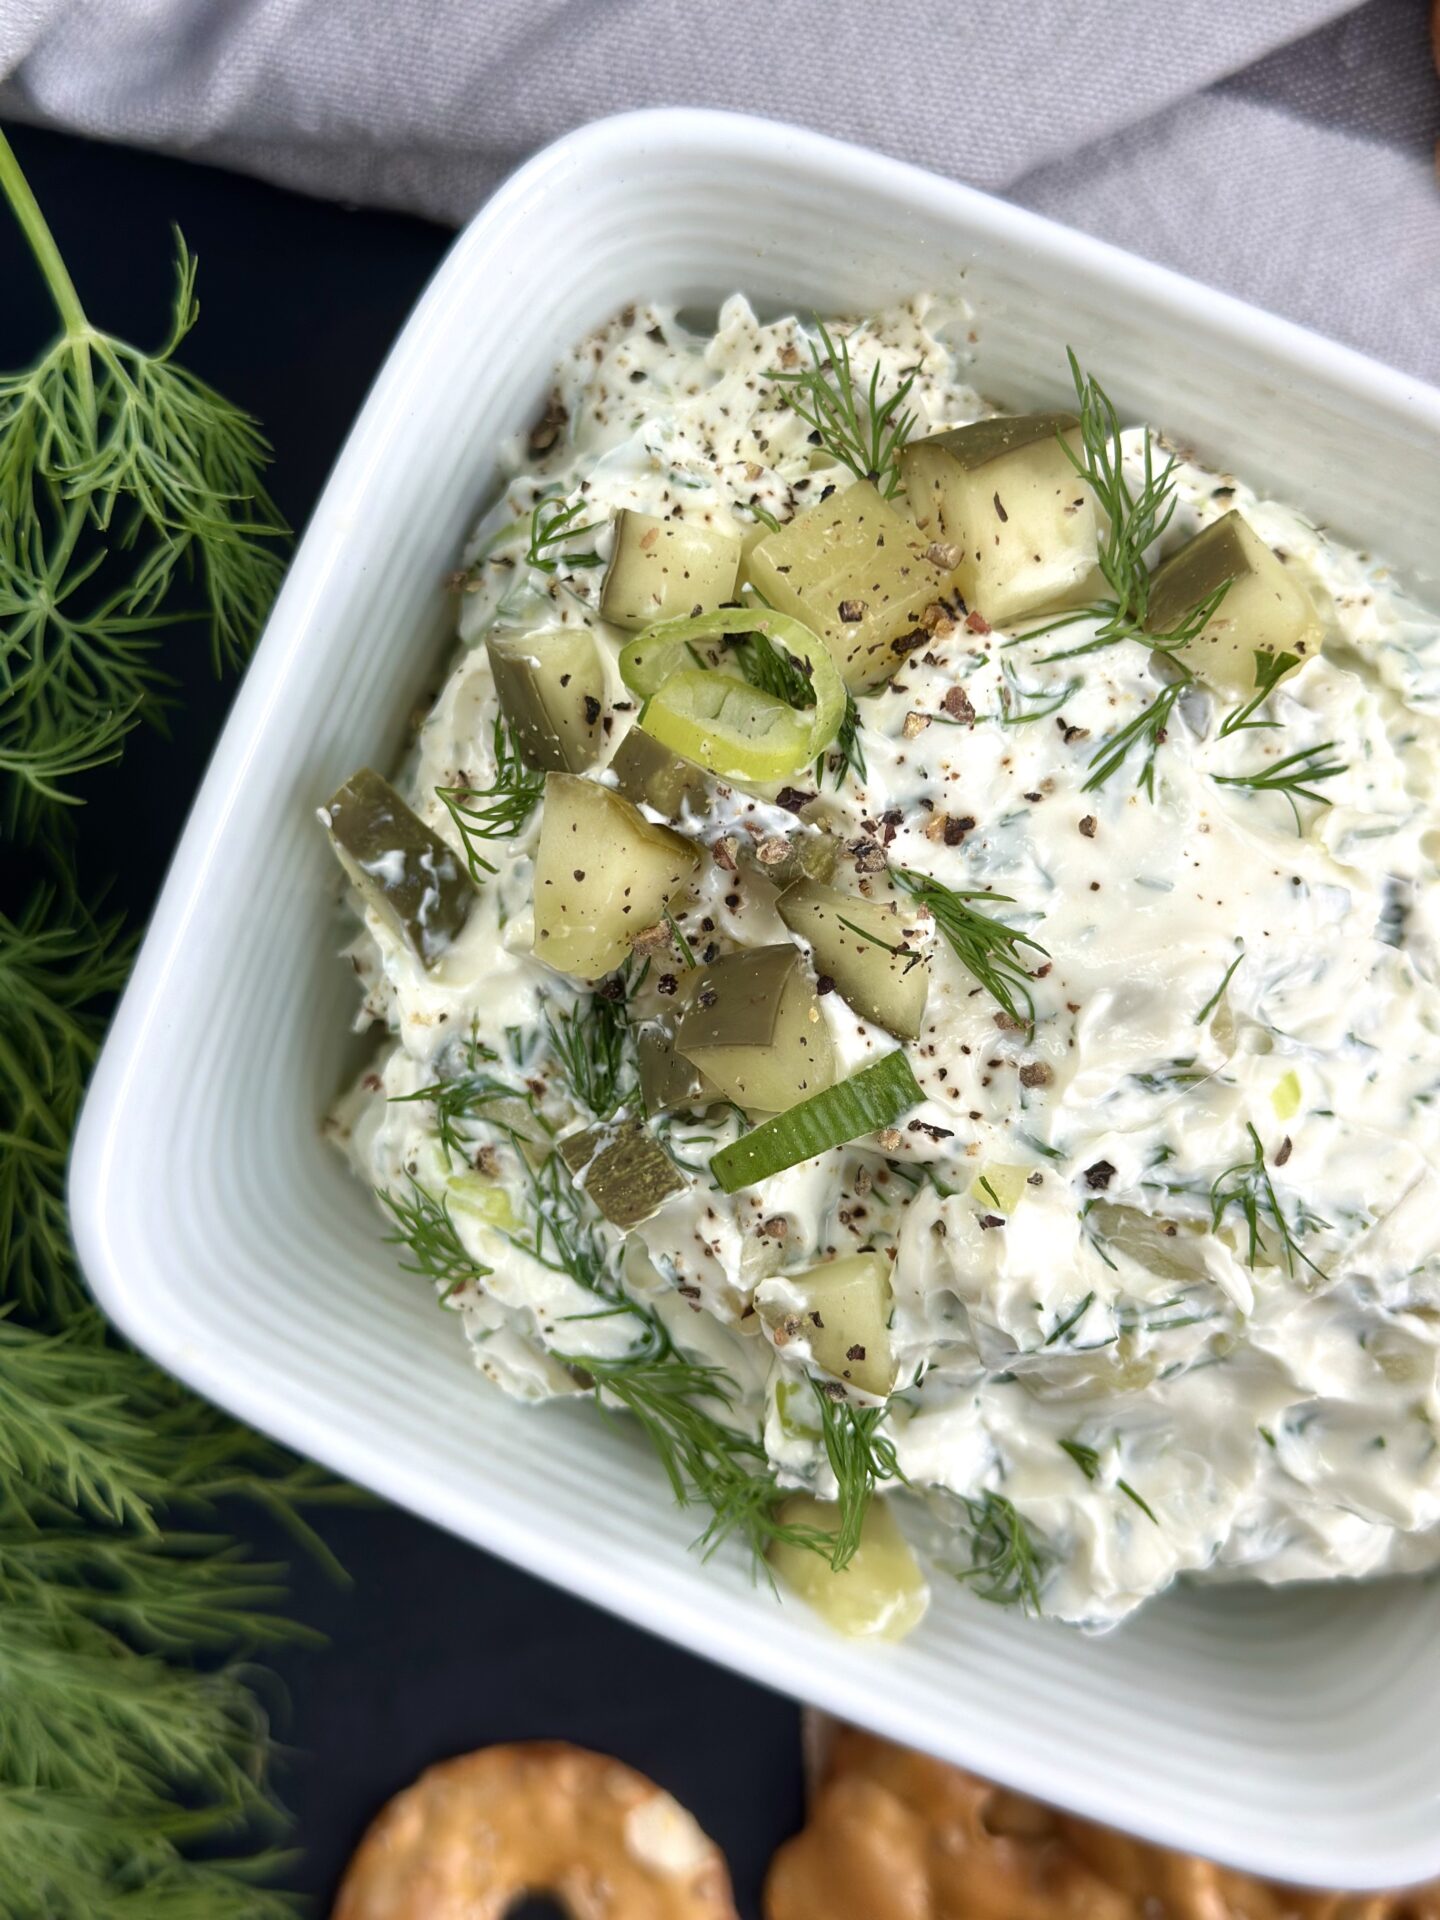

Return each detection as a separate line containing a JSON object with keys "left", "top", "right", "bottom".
{"left": 324, "top": 296, "right": 1440, "bottom": 1632}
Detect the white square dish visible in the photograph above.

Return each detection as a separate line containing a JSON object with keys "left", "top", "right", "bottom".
{"left": 71, "top": 109, "right": 1440, "bottom": 1889}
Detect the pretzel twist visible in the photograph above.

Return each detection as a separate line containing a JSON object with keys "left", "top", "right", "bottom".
{"left": 334, "top": 1741, "right": 738, "bottom": 1920}
{"left": 765, "top": 1726, "right": 1440, "bottom": 1920}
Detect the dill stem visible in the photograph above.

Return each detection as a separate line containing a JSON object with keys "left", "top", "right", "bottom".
{"left": 0, "top": 126, "right": 95, "bottom": 415}
{"left": 0, "top": 1029, "right": 70, "bottom": 1150}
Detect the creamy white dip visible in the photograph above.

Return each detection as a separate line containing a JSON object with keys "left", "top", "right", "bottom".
{"left": 330, "top": 296, "right": 1440, "bottom": 1628}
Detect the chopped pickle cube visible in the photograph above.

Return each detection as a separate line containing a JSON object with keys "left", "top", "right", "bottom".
{"left": 487, "top": 626, "right": 605, "bottom": 773}
{"left": 755, "top": 1250, "right": 894, "bottom": 1396}
{"left": 970, "top": 1163, "right": 1031, "bottom": 1216}
{"left": 558, "top": 1119, "right": 687, "bottom": 1229}
{"left": 600, "top": 509, "right": 741, "bottom": 631}
{"left": 673, "top": 944, "right": 834, "bottom": 1113}
{"left": 532, "top": 773, "right": 699, "bottom": 982}
{"left": 1146, "top": 510, "right": 1321, "bottom": 693}
{"left": 636, "top": 1016, "right": 716, "bottom": 1116}
{"left": 768, "top": 1494, "right": 928, "bottom": 1641}
{"left": 608, "top": 727, "right": 713, "bottom": 822}
{"left": 777, "top": 879, "right": 929, "bottom": 1039}
{"left": 744, "top": 480, "right": 960, "bottom": 689}
{"left": 899, "top": 412, "right": 1098, "bottom": 625}
{"left": 322, "top": 767, "right": 475, "bottom": 968}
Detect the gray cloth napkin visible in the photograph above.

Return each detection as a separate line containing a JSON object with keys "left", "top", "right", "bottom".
{"left": 2, "top": 0, "right": 1436, "bottom": 383}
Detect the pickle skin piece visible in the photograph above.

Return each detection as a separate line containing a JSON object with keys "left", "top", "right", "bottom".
{"left": 487, "top": 627, "right": 606, "bottom": 772}
{"left": 672, "top": 944, "right": 835, "bottom": 1113}
{"left": 558, "top": 1118, "right": 688, "bottom": 1229}
{"left": 899, "top": 412, "right": 1098, "bottom": 625}
{"left": 743, "top": 480, "right": 962, "bottom": 690}
{"left": 755, "top": 1250, "right": 895, "bottom": 1396}
{"left": 531, "top": 773, "right": 700, "bottom": 982}
{"left": 777, "top": 879, "right": 929, "bottom": 1039}
{"left": 768, "top": 1493, "right": 928, "bottom": 1641}
{"left": 608, "top": 726, "right": 714, "bottom": 822}
{"left": 600, "top": 509, "right": 742, "bottom": 632}
{"left": 323, "top": 767, "right": 475, "bottom": 968}
{"left": 636, "top": 1016, "right": 716, "bottom": 1116}
{"left": 1146, "top": 509, "right": 1322, "bottom": 694}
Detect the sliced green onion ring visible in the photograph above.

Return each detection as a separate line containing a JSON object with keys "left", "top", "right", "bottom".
{"left": 710, "top": 1050, "right": 924, "bottom": 1193}
{"left": 620, "top": 607, "right": 844, "bottom": 782}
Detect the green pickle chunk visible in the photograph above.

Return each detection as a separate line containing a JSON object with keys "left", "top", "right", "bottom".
{"left": 899, "top": 411, "right": 1098, "bottom": 625}
{"left": 600, "top": 509, "right": 741, "bottom": 631}
{"left": 673, "top": 945, "right": 834, "bottom": 1114}
{"left": 323, "top": 767, "right": 475, "bottom": 967}
{"left": 778, "top": 879, "right": 929, "bottom": 1039}
{"left": 558, "top": 1118, "right": 688, "bottom": 1229}
{"left": 487, "top": 627, "right": 606, "bottom": 772}
{"left": 1146, "top": 509, "right": 1321, "bottom": 693}
{"left": 744, "top": 480, "right": 961, "bottom": 689}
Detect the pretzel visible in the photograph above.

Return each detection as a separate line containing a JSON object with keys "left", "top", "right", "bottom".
{"left": 765, "top": 1725, "right": 1440, "bottom": 1920}
{"left": 333, "top": 1741, "right": 738, "bottom": 1920}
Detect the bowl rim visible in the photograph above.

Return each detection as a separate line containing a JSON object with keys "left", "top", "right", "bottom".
{"left": 70, "top": 105, "right": 1440, "bottom": 1893}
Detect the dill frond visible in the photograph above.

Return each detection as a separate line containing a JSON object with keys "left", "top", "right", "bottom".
{"left": 1058, "top": 348, "right": 1178, "bottom": 639}
{"left": 577, "top": 1341, "right": 797, "bottom": 1564}
{"left": 1210, "top": 1122, "right": 1328, "bottom": 1281}
{"left": 768, "top": 318, "right": 917, "bottom": 499}
{"left": 0, "top": 138, "right": 286, "bottom": 828}
{"left": 953, "top": 1491, "right": 1045, "bottom": 1611}
{"left": 1083, "top": 674, "right": 1189, "bottom": 797}
{"left": 436, "top": 712, "right": 545, "bottom": 881}
{"left": 811, "top": 1384, "right": 904, "bottom": 1570}
{"left": 545, "top": 988, "right": 635, "bottom": 1120}
{"left": 892, "top": 867, "right": 1047, "bottom": 1028}
{"left": 525, "top": 494, "right": 603, "bottom": 573}
{"left": 1217, "top": 647, "right": 1302, "bottom": 737}
{"left": 1211, "top": 741, "right": 1345, "bottom": 831}
{"left": 378, "top": 1179, "right": 491, "bottom": 1300}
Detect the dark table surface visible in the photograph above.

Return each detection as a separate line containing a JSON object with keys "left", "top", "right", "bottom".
{"left": 3, "top": 120, "right": 805, "bottom": 1918}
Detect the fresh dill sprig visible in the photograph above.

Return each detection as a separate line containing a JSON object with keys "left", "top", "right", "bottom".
{"left": 1057, "top": 348, "right": 1178, "bottom": 639}
{"left": 0, "top": 134, "right": 286, "bottom": 829}
{"left": 828, "top": 688, "right": 868, "bottom": 788}
{"left": 436, "top": 712, "right": 545, "bottom": 881}
{"left": 525, "top": 494, "right": 603, "bottom": 573}
{"left": 892, "top": 868, "right": 1047, "bottom": 1028}
{"left": 1012, "top": 352, "right": 1225, "bottom": 668}
{"left": 768, "top": 318, "right": 917, "bottom": 499}
{"left": 953, "top": 1492, "right": 1045, "bottom": 1611}
{"left": 0, "top": 136, "right": 354, "bottom": 1920}
{"left": 731, "top": 622, "right": 865, "bottom": 788}
{"left": 1059, "top": 1437, "right": 1158, "bottom": 1524}
{"left": 734, "top": 624, "right": 815, "bottom": 708}
{"left": 1211, "top": 741, "right": 1345, "bottom": 832}
{"left": 574, "top": 1338, "right": 825, "bottom": 1567}
{"left": 1210, "top": 1121, "right": 1328, "bottom": 1281}
{"left": 1195, "top": 947, "right": 1245, "bottom": 1025}
{"left": 0, "top": 889, "right": 132, "bottom": 1318}
{"left": 1084, "top": 673, "right": 1190, "bottom": 797}
{"left": 811, "top": 1382, "right": 904, "bottom": 1570}
{"left": 378, "top": 1178, "right": 491, "bottom": 1300}
{"left": 545, "top": 988, "right": 635, "bottom": 1119}
{"left": 1218, "top": 648, "right": 1302, "bottom": 737}
{"left": 389, "top": 1063, "right": 513, "bottom": 1166}
{"left": 975, "top": 659, "right": 1080, "bottom": 725}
